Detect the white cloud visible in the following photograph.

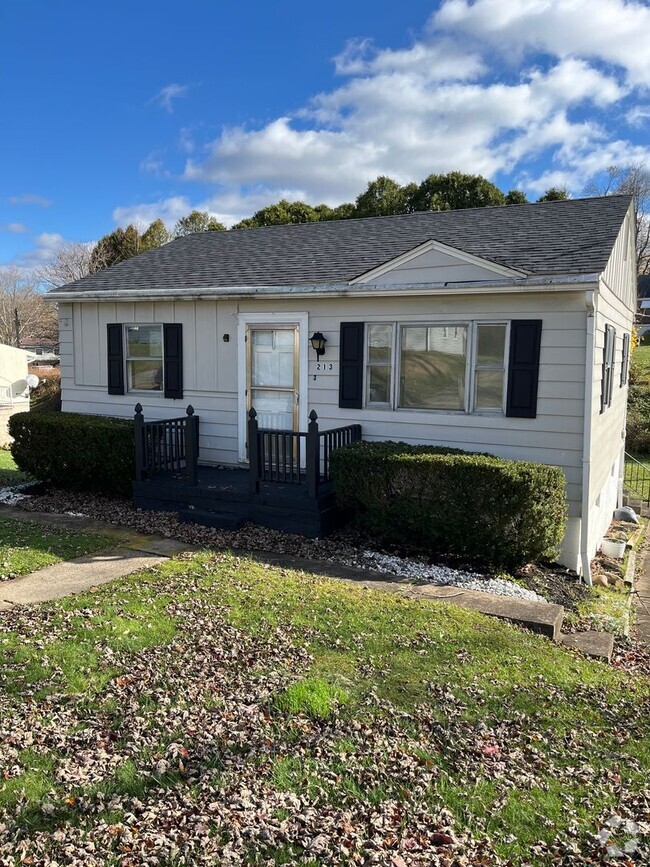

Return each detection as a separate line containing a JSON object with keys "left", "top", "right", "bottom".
{"left": 627, "top": 105, "right": 650, "bottom": 127}
{"left": 4, "top": 232, "right": 67, "bottom": 275}
{"left": 1, "top": 223, "right": 29, "bottom": 234}
{"left": 115, "top": 1, "right": 649, "bottom": 224}
{"left": 8, "top": 194, "right": 52, "bottom": 207}
{"left": 433, "top": 0, "right": 650, "bottom": 86}
{"left": 150, "top": 83, "right": 190, "bottom": 113}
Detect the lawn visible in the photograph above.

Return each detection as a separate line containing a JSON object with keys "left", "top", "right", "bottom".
{"left": 0, "top": 552, "right": 648, "bottom": 864}
{"left": 0, "top": 516, "right": 110, "bottom": 579}
{"left": 0, "top": 448, "right": 29, "bottom": 486}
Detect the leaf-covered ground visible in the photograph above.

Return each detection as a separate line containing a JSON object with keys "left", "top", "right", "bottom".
{"left": 0, "top": 516, "right": 110, "bottom": 581}
{"left": 0, "top": 552, "right": 649, "bottom": 866}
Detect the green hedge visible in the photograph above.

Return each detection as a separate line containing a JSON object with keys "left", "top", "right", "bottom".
{"left": 8, "top": 412, "right": 135, "bottom": 497}
{"left": 330, "top": 441, "right": 567, "bottom": 570}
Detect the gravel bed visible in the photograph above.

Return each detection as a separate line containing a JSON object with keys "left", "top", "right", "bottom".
{"left": 7, "top": 487, "right": 554, "bottom": 604}
{"left": 339, "top": 550, "right": 548, "bottom": 602}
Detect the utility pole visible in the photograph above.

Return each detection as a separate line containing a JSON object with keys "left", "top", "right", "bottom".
{"left": 13, "top": 308, "right": 20, "bottom": 348}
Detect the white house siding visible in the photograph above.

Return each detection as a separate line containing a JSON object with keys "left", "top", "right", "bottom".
{"left": 0, "top": 343, "right": 30, "bottom": 446}
{"left": 60, "top": 287, "right": 589, "bottom": 569}
{"left": 585, "top": 211, "right": 636, "bottom": 560}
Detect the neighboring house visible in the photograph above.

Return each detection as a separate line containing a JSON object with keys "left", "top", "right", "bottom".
{"left": 47, "top": 195, "right": 637, "bottom": 580}
{"left": 0, "top": 343, "right": 31, "bottom": 446}
{"left": 638, "top": 275, "right": 650, "bottom": 337}
{"left": 21, "top": 337, "right": 61, "bottom": 374}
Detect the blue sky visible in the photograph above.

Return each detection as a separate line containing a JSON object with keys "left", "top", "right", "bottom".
{"left": 1, "top": 0, "right": 649, "bottom": 272}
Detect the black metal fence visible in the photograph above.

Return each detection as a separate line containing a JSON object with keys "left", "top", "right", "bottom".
{"left": 134, "top": 403, "right": 199, "bottom": 484}
{"left": 624, "top": 451, "right": 650, "bottom": 505}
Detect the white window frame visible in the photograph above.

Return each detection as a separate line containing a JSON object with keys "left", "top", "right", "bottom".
{"left": 364, "top": 323, "right": 395, "bottom": 408}
{"left": 362, "top": 320, "right": 510, "bottom": 415}
{"left": 125, "top": 323, "right": 164, "bottom": 394}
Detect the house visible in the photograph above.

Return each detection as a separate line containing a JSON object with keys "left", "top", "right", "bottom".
{"left": 0, "top": 343, "right": 32, "bottom": 446}
{"left": 20, "top": 337, "right": 61, "bottom": 375}
{"left": 47, "top": 195, "right": 637, "bottom": 580}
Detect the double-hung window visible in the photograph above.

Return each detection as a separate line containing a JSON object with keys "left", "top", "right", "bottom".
{"left": 366, "top": 324, "right": 394, "bottom": 405}
{"left": 363, "top": 321, "right": 508, "bottom": 413}
{"left": 126, "top": 325, "right": 164, "bottom": 392}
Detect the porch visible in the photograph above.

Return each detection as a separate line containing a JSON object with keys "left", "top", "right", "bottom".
{"left": 131, "top": 404, "right": 362, "bottom": 536}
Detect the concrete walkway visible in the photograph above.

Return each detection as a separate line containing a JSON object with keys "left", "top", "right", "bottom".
{"left": 0, "top": 505, "right": 602, "bottom": 656}
{"left": 0, "top": 505, "right": 190, "bottom": 611}
{"left": 634, "top": 544, "right": 650, "bottom": 647}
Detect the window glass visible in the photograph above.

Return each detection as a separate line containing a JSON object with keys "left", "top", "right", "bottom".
{"left": 126, "top": 325, "right": 163, "bottom": 391}
{"left": 399, "top": 325, "right": 467, "bottom": 410}
{"left": 366, "top": 324, "right": 393, "bottom": 405}
{"left": 474, "top": 324, "right": 506, "bottom": 410}
{"left": 251, "top": 329, "right": 295, "bottom": 388}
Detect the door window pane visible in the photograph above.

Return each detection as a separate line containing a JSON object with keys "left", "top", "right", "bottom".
{"left": 251, "top": 389, "right": 294, "bottom": 430}
{"left": 399, "top": 326, "right": 467, "bottom": 410}
{"left": 251, "top": 329, "right": 294, "bottom": 388}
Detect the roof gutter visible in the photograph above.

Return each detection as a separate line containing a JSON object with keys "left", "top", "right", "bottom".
{"left": 47, "top": 272, "right": 601, "bottom": 303}
{"left": 580, "top": 288, "right": 597, "bottom": 587}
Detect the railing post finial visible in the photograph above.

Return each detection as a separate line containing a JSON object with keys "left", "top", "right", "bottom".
{"left": 249, "top": 406, "right": 257, "bottom": 420}
{"left": 186, "top": 404, "right": 195, "bottom": 416}
{"left": 134, "top": 403, "right": 143, "bottom": 417}
{"left": 309, "top": 409, "right": 318, "bottom": 423}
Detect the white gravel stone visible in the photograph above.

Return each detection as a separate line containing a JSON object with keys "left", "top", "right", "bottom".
{"left": 0, "top": 487, "right": 29, "bottom": 505}
{"left": 339, "top": 549, "right": 548, "bottom": 603}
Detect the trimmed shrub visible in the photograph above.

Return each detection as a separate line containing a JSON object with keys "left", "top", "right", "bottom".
{"left": 8, "top": 411, "right": 135, "bottom": 497}
{"left": 330, "top": 441, "right": 567, "bottom": 570}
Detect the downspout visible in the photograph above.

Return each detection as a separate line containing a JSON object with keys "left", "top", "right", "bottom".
{"left": 580, "top": 289, "right": 596, "bottom": 586}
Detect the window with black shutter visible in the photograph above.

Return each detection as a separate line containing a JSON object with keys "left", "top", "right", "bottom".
{"left": 621, "top": 332, "right": 630, "bottom": 387}
{"left": 601, "top": 324, "right": 616, "bottom": 412}
{"left": 505, "top": 320, "right": 542, "bottom": 418}
{"left": 107, "top": 323, "right": 183, "bottom": 399}
{"left": 339, "top": 322, "right": 364, "bottom": 409}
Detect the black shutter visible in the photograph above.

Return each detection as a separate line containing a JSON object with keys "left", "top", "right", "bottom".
{"left": 163, "top": 324, "right": 183, "bottom": 399}
{"left": 339, "top": 322, "right": 364, "bottom": 409}
{"left": 621, "top": 332, "right": 630, "bottom": 386}
{"left": 107, "top": 324, "right": 125, "bottom": 395}
{"left": 601, "top": 325, "right": 615, "bottom": 412}
{"left": 506, "top": 320, "right": 542, "bottom": 418}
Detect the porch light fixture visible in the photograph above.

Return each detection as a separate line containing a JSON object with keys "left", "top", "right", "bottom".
{"left": 310, "top": 331, "right": 327, "bottom": 358}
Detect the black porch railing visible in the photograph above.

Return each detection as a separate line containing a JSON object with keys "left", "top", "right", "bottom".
{"left": 134, "top": 404, "right": 361, "bottom": 498}
{"left": 134, "top": 403, "right": 199, "bottom": 484}
{"left": 248, "top": 408, "right": 362, "bottom": 498}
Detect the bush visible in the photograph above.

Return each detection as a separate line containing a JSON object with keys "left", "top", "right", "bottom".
{"left": 330, "top": 441, "right": 567, "bottom": 570}
{"left": 8, "top": 411, "right": 135, "bottom": 497}
{"left": 30, "top": 370, "right": 61, "bottom": 413}
{"left": 627, "top": 384, "right": 650, "bottom": 455}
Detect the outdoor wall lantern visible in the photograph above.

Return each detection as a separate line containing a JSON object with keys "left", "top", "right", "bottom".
{"left": 310, "top": 332, "right": 327, "bottom": 357}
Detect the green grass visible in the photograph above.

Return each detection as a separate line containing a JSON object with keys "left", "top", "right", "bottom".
{"left": 0, "top": 516, "right": 110, "bottom": 579}
{"left": 0, "top": 449, "right": 29, "bottom": 486}
{"left": 0, "top": 551, "right": 648, "bottom": 862}
{"left": 634, "top": 344, "right": 650, "bottom": 379}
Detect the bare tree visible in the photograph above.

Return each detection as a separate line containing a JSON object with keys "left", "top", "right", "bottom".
{"left": 585, "top": 164, "right": 650, "bottom": 273}
{"left": 0, "top": 268, "right": 58, "bottom": 346}
{"left": 38, "top": 241, "right": 96, "bottom": 288}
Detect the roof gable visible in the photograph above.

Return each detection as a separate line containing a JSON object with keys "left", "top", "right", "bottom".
{"left": 352, "top": 238, "right": 526, "bottom": 285}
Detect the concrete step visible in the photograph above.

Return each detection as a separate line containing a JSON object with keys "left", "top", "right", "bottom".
{"left": 560, "top": 631, "right": 614, "bottom": 662}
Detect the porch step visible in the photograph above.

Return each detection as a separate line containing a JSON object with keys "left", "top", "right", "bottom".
{"left": 178, "top": 507, "right": 245, "bottom": 531}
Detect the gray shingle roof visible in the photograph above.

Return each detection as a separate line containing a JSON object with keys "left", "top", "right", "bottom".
{"left": 52, "top": 195, "right": 632, "bottom": 295}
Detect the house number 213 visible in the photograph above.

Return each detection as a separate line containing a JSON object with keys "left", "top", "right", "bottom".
{"left": 316, "top": 362, "right": 333, "bottom": 371}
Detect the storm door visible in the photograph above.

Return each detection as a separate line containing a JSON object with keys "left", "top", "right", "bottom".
{"left": 247, "top": 327, "right": 298, "bottom": 430}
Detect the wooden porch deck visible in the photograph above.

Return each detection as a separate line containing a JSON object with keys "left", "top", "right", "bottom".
{"left": 133, "top": 465, "right": 340, "bottom": 536}
{"left": 132, "top": 405, "right": 361, "bottom": 537}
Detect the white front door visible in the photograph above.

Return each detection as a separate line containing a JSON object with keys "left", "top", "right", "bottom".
{"left": 247, "top": 326, "right": 298, "bottom": 430}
